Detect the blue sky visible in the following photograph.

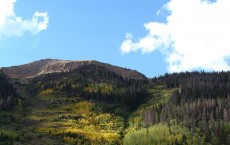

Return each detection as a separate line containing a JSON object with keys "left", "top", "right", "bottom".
{"left": 1, "top": 0, "right": 230, "bottom": 77}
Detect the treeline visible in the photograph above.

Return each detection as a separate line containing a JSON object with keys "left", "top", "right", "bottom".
{"left": 143, "top": 71, "right": 230, "bottom": 144}
{"left": 0, "top": 71, "right": 18, "bottom": 110}
{"left": 28, "top": 64, "right": 147, "bottom": 112}
{"left": 158, "top": 71, "right": 230, "bottom": 99}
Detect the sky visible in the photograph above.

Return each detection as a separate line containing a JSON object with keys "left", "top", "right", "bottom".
{"left": 0, "top": 0, "right": 230, "bottom": 78}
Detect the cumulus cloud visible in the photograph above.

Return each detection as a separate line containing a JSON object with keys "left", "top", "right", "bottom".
{"left": 0, "top": 0, "right": 49, "bottom": 37}
{"left": 120, "top": 0, "right": 230, "bottom": 72}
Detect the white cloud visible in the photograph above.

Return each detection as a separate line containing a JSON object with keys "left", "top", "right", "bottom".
{"left": 120, "top": 0, "right": 230, "bottom": 72}
{"left": 0, "top": 0, "right": 49, "bottom": 37}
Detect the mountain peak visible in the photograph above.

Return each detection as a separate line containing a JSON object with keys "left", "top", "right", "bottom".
{"left": 2, "top": 59, "right": 146, "bottom": 80}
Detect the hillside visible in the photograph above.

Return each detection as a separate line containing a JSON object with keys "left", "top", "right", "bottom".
{"left": 125, "top": 71, "right": 230, "bottom": 145}
{"left": 0, "top": 71, "right": 18, "bottom": 110}
{"left": 0, "top": 61, "right": 147, "bottom": 144}
{"left": 1, "top": 59, "right": 146, "bottom": 80}
{"left": 1, "top": 61, "right": 230, "bottom": 144}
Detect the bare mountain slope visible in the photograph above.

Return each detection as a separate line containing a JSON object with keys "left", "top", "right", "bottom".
{"left": 1, "top": 59, "right": 146, "bottom": 80}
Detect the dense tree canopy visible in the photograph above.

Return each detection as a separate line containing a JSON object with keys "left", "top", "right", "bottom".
{"left": 28, "top": 64, "right": 147, "bottom": 113}
{"left": 0, "top": 71, "right": 18, "bottom": 110}
{"left": 142, "top": 71, "right": 230, "bottom": 144}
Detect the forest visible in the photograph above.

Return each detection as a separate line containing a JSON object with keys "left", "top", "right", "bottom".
{"left": 1, "top": 67, "right": 230, "bottom": 144}
{"left": 28, "top": 64, "right": 147, "bottom": 114}
{"left": 0, "top": 71, "right": 18, "bottom": 110}
{"left": 139, "top": 71, "right": 230, "bottom": 145}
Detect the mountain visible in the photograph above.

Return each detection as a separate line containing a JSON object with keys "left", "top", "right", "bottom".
{"left": 2, "top": 59, "right": 230, "bottom": 145}
{"left": 0, "top": 59, "right": 147, "bottom": 145}
{"left": 1, "top": 59, "right": 146, "bottom": 80}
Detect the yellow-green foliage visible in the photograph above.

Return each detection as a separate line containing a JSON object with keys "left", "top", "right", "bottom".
{"left": 84, "top": 83, "right": 113, "bottom": 95}
{"left": 0, "top": 129, "right": 19, "bottom": 139}
{"left": 127, "top": 85, "right": 174, "bottom": 131}
{"left": 144, "top": 85, "right": 174, "bottom": 109}
{"left": 40, "top": 88, "right": 54, "bottom": 96}
{"left": 28, "top": 94, "right": 124, "bottom": 145}
{"left": 124, "top": 85, "right": 208, "bottom": 145}
{"left": 124, "top": 123, "right": 207, "bottom": 145}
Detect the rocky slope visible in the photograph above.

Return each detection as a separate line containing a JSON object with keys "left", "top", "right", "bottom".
{"left": 1, "top": 59, "right": 146, "bottom": 80}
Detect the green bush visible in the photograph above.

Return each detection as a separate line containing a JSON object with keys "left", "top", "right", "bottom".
{"left": 123, "top": 123, "right": 207, "bottom": 145}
